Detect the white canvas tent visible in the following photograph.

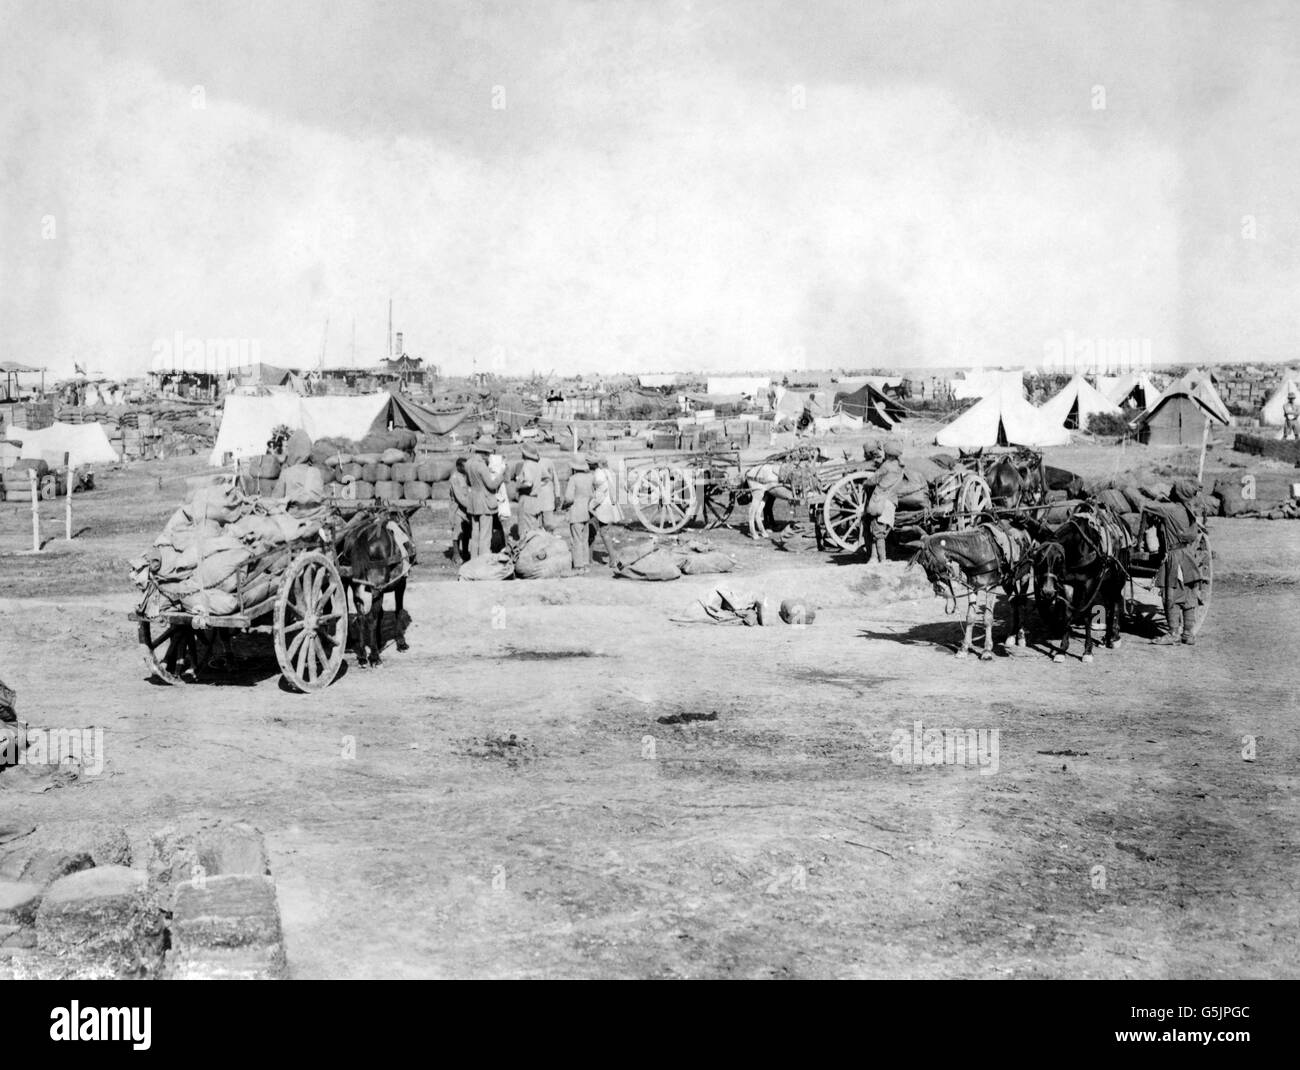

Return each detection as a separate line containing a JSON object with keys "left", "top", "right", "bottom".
{"left": 951, "top": 369, "right": 1024, "bottom": 401}
{"left": 208, "top": 392, "right": 391, "bottom": 465}
{"left": 1039, "top": 375, "right": 1123, "bottom": 430}
{"left": 813, "top": 412, "right": 864, "bottom": 434}
{"left": 936, "top": 383, "right": 1070, "bottom": 449}
{"left": 1152, "top": 370, "right": 1232, "bottom": 425}
{"left": 1260, "top": 374, "right": 1300, "bottom": 425}
{"left": 1106, "top": 372, "right": 1161, "bottom": 412}
{"left": 4, "top": 421, "right": 120, "bottom": 465}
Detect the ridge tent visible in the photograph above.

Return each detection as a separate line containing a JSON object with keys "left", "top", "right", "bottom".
{"left": 935, "top": 383, "right": 1069, "bottom": 449}
{"left": 1260, "top": 375, "right": 1300, "bottom": 426}
{"left": 833, "top": 382, "right": 905, "bottom": 429}
{"left": 4, "top": 420, "right": 120, "bottom": 465}
{"left": 1106, "top": 372, "right": 1161, "bottom": 412}
{"left": 1134, "top": 370, "right": 1231, "bottom": 446}
{"left": 1038, "top": 375, "right": 1123, "bottom": 430}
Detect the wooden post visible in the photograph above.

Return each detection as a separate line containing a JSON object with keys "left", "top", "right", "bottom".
{"left": 1198, "top": 415, "right": 1211, "bottom": 483}
{"left": 28, "top": 467, "right": 39, "bottom": 552}
{"left": 65, "top": 452, "right": 73, "bottom": 540}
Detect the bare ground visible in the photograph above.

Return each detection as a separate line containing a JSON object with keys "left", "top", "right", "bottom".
{"left": 1, "top": 448, "right": 1297, "bottom": 978}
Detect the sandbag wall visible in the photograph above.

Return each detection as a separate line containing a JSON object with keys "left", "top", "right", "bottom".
{"left": 314, "top": 428, "right": 453, "bottom": 502}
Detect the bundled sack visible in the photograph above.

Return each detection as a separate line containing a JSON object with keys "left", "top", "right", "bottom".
{"left": 613, "top": 543, "right": 682, "bottom": 581}
{"left": 380, "top": 448, "right": 409, "bottom": 466}
{"left": 403, "top": 481, "right": 431, "bottom": 500}
{"left": 374, "top": 480, "right": 400, "bottom": 500}
{"left": 514, "top": 529, "right": 572, "bottom": 579}
{"left": 188, "top": 483, "right": 248, "bottom": 525}
{"left": 458, "top": 551, "right": 514, "bottom": 581}
{"left": 9, "top": 458, "right": 50, "bottom": 478}
{"left": 677, "top": 549, "right": 736, "bottom": 575}
{"left": 391, "top": 462, "right": 418, "bottom": 483}
{"left": 353, "top": 452, "right": 383, "bottom": 466}
{"left": 181, "top": 588, "right": 240, "bottom": 617}
{"left": 417, "top": 459, "right": 455, "bottom": 483}
{"left": 190, "top": 538, "right": 252, "bottom": 593}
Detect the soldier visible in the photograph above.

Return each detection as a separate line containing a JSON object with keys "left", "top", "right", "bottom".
{"left": 1282, "top": 390, "right": 1299, "bottom": 441}
{"left": 465, "top": 437, "right": 504, "bottom": 558}
{"left": 447, "top": 457, "right": 472, "bottom": 562}
{"left": 863, "top": 441, "right": 906, "bottom": 563}
{"left": 563, "top": 454, "right": 598, "bottom": 572}
{"left": 1143, "top": 478, "right": 1209, "bottom": 646}
{"left": 514, "top": 442, "right": 555, "bottom": 536}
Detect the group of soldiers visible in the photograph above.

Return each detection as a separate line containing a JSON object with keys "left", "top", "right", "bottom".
{"left": 446, "top": 438, "right": 619, "bottom": 572}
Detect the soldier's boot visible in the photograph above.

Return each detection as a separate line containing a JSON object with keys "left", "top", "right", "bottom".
{"left": 1151, "top": 602, "right": 1180, "bottom": 645}
{"left": 1180, "top": 607, "right": 1197, "bottom": 645}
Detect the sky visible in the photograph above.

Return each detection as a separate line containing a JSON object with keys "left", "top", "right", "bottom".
{"left": 1, "top": 0, "right": 1297, "bottom": 379}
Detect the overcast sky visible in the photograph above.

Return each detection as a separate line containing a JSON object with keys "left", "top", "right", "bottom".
{"left": 1, "top": 0, "right": 1297, "bottom": 378}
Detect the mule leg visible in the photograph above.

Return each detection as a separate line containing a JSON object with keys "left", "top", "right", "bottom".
{"left": 979, "top": 589, "right": 994, "bottom": 661}
{"left": 368, "top": 598, "right": 383, "bottom": 666}
{"left": 354, "top": 586, "right": 373, "bottom": 667}
{"left": 394, "top": 578, "right": 409, "bottom": 652}
{"left": 956, "top": 598, "right": 974, "bottom": 658}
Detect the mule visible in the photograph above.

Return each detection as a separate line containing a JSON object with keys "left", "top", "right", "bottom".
{"left": 910, "top": 524, "right": 1034, "bottom": 660}
{"left": 1028, "top": 505, "right": 1130, "bottom": 664}
{"left": 985, "top": 453, "right": 1046, "bottom": 510}
{"left": 339, "top": 510, "right": 415, "bottom": 668}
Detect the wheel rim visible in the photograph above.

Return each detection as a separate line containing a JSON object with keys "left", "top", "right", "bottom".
{"left": 824, "top": 473, "right": 872, "bottom": 551}
{"left": 138, "top": 618, "right": 197, "bottom": 684}
{"left": 630, "top": 466, "right": 696, "bottom": 533}
{"left": 274, "top": 551, "right": 348, "bottom": 692}
{"left": 955, "top": 475, "right": 992, "bottom": 530}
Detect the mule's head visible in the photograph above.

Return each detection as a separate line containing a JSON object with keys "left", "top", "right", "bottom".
{"left": 343, "top": 514, "right": 394, "bottom": 590}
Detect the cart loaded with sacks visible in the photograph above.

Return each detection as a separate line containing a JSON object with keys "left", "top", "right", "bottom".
{"left": 129, "top": 482, "right": 371, "bottom": 693}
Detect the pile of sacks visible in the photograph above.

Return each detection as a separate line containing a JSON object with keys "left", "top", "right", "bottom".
{"left": 311, "top": 429, "right": 454, "bottom": 503}
{"left": 130, "top": 482, "right": 324, "bottom": 617}
{"left": 671, "top": 589, "right": 818, "bottom": 627}
{"left": 458, "top": 529, "right": 573, "bottom": 581}
{"left": 611, "top": 539, "right": 737, "bottom": 581}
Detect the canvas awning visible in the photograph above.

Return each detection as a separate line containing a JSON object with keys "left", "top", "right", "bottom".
{"left": 4, "top": 421, "right": 120, "bottom": 464}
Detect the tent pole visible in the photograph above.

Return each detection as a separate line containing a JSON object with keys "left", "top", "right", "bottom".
{"left": 1198, "top": 415, "right": 1211, "bottom": 482}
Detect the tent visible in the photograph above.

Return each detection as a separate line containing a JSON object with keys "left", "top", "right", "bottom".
{"left": 935, "top": 383, "right": 1070, "bottom": 449}
{"left": 4, "top": 420, "right": 120, "bottom": 465}
{"left": 378, "top": 390, "right": 476, "bottom": 437}
{"left": 209, "top": 393, "right": 390, "bottom": 464}
{"left": 1135, "top": 370, "right": 1231, "bottom": 446}
{"left": 951, "top": 369, "right": 1024, "bottom": 401}
{"left": 239, "top": 362, "right": 296, "bottom": 387}
{"left": 1039, "top": 375, "right": 1123, "bottom": 431}
{"left": 1260, "top": 374, "right": 1300, "bottom": 426}
{"left": 1106, "top": 372, "right": 1161, "bottom": 412}
{"left": 833, "top": 382, "right": 905, "bottom": 429}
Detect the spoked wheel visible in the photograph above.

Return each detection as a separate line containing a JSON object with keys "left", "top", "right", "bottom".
{"left": 954, "top": 474, "right": 992, "bottom": 530}
{"left": 629, "top": 466, "right": 697, "bottom": 534}
{"left": 138, "top": 616, "right": 202, "bottom": 685}
{"left": 700, "top": 482, "right": 736, "bottom": 529}
{"left": 823, "top": 472, "right": 874, "bottom": 551}
{"left": 274, "top": 551, "right": 348, "bottom": 693}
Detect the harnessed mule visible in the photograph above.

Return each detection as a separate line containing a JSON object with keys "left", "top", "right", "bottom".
{"left": 1028, "top": 503, "right": 1131, "bottom": 663}
{"left": 910, "top": 523, "right": 1034, "bottom": 660}
{"left": 338, "top": 508, "right": 416, "bottom": 668}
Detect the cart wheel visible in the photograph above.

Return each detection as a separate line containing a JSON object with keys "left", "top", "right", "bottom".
{"left": 823, "top": 472, "right": 873, "bottom": 552}
{"left": 954, "top": 474, "right": 992, "bottom": 530}
{"left": 629, "top": 466, "right": 696, "bottom": 533}
{"left": 1191, "top": 530, "right": 1213, "bottom": 636}
{"left": 701, "top": 483, "right": 736, "bottom": 529}
{"left": 274, "top": 551, "right": 348, "bottom": 693}
{"left": 138, "top": 617, "right": 200, "bottom": 684}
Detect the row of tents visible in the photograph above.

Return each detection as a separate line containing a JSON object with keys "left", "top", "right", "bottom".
{"left": 936, "top": 370, "right": 1235, "bottom": 449}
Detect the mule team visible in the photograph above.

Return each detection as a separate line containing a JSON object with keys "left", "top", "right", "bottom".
{"left": 911, "top": 476, "right": 1209, "bottom": 661}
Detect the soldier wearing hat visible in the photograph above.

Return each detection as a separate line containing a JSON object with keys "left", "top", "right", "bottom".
{"left": 1142, "top": 478, "right": 1209, "bottom": 645}
{"left": 562, "top": 453, "right": 599, "bottom": 571}
{"left": 515, "top": 442, "right": 559, "bottom": 536}
{"left": 863, "top": 441, "right": 905, "bottom": 563}
{"left": 1283, "top": 389, "right": 1299, "bottom": 441}
{"left": 465, "top": 436, "right": 504, "bottom": 558}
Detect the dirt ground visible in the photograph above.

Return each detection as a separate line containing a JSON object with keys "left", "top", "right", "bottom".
{"left": 1, "top": 441, "right": 1297, "bottom": 978}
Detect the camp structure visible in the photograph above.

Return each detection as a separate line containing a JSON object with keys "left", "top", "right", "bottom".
{"left": 1105, "top": 372, "right": 1162, "bottom": 413}
{"left": 950, "top": 369, "right": 1024, "bottom": 401}
{"left": 208, "top": 391, "right": 474, "bottom": 465}
{"left": 706, "top": 377, "right": 771, "bottom": 409}
{"left": 833, "top": 382, "right": 905, "bottom": 429}
{"left": 1134, "top": 370, "right": 1232, "bottom": 446}
{"left": 3, "top": 420, "right": 120, "bottom": 465}
{"left": 1038, "top": 375, "right": 1122, "bottom": 431}
{"left": 1260, "top": 373, "right": 1300, "bottom": 426}
{"left": 935, "top": 382, "right": 1070, "bottom": 449}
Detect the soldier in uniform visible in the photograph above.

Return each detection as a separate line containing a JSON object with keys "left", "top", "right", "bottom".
{"left": 1282, "top": 390, "right": 1299, "bottom": 441}
{"left": 1143, "top": 478, "right": 1209, "bottom": 646}
{"left": 863, "top": 441, "right": 905, "bottom": 563}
